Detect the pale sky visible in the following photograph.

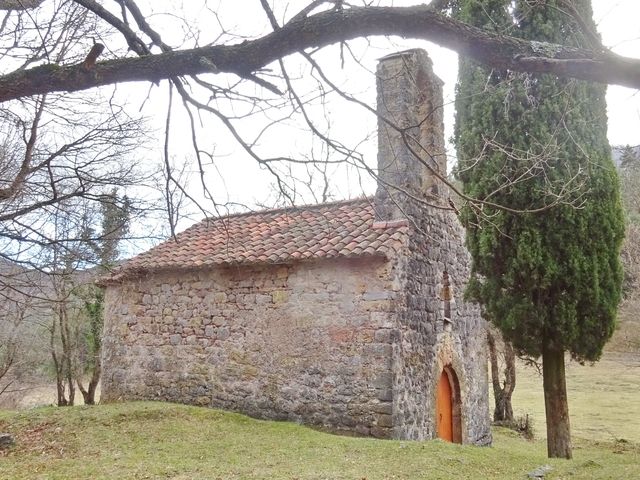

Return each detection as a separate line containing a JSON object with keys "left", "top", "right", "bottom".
{"left": 119, "top": 1, "right": 640, "bottom": 233}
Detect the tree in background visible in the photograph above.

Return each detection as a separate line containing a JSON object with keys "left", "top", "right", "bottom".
{"left": 77, "top": 190, "right": 132, "bottom": 405}
{"left": 47, "top": 191, "right": 131, "bottom": 407}
{"left": 486, "top": 324, "right": 516, "bottom": 423}
{"left": 0, "top": 86, "right": 148, "bottom": 406}
{"left": 618, "top": 145, "right": 640, "bottom": 171}
{"left": 618, "top": 145, "right": 640, "bottom": 221}
{"left": 0, "top": 265, "right": 48, "bottom": 403}
{"left": 455, "top": 0, "right": 624, "bottom": 459}
{"left": 616, "top": 145, "right": 640, "bottom": 297}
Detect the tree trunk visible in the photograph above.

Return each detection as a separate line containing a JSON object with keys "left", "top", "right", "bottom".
{"left": 487, "top": 327, "right": 515, "bottom": 422}
{"left": 51, "top": 315, "right": 66, "bottom": 407}
{"left": 52, "top": 301, "right": 74, "bottom": 407}
{"left": 60, "top": 305, "right": 75, "bottom": 407}
{"left": 77, "top": 354, "right": 101, "bottom": 405}
{"left": 542, "top": 343, "right": 572, "bottom": 459}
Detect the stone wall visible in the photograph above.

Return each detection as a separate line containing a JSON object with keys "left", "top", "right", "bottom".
{"left": 390, "top": 207, "right": 492, "bottom": 445}
{"left": 102, "top": 47, "right": 491, "bottom": 445}
{"left": 102, "top": 257, "right": 400, "bottom": 437}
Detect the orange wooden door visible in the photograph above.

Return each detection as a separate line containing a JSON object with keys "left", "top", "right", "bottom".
{"left": 436, "top": 370, "right": 453, "bottom": 442}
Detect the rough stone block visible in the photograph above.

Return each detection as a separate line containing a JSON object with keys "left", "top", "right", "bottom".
{"left": 255, "top": 294, "right": 271, "bottom": 305}
{"left": 371, "top": 372, "right": 393, "bottom": 389}
{"left": 217, "top": 327, "right": 230, "bottom": 340}
{"left": 356, "top": 329, "right": 375, "bottom": 343}
{"left": 213, "top": 292, "right": 227, "bottom": 303}
{"left": 376, "top": 414, "right": 393, "bottom": 428}
{"left": 0, "top": 433, "right": 15, "bottom": 450}
{"left": 376, "top": 388, "right": 393, "bottom": 402}
{"left": 365, "top": 344, "right": 392, "bottom": 357}
{"left": 372, "top": 402, "right": 392, "bottom": 415}
{"left": 271, "top": 290, "right": 289, "bottom": 304}
{"left": 370, "top": 426, "right": 391, "bottom": 438}
{"left": 374, "top": 329, "right": 392, "bottom": 343}
{"left": 364, "top": 300, "right": 391, "bottom": 312}
{"left": 347, "top": 314, "right": 369, "bottom": 327}
{"left": 363, "top": 291, "right": 391, "bottom": 301}
{"left": 339, "top": 300, "right": 356, "bottom": 313}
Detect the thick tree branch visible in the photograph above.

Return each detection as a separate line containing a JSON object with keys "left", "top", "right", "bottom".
{"left": 1, "top": 5, "right": 639, "bottom": 104}
{"left": 0, "top": 0, "right": 44, "bottom": 10}
{"left": 73, "top": 0, "right": 148, "bottom": 55}
{"left": 118, "top": 0, "right": 171, "bottom": 53}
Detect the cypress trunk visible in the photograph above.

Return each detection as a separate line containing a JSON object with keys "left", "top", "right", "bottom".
{"left": 542, "top": 343, "right": 572, "bottom": 459}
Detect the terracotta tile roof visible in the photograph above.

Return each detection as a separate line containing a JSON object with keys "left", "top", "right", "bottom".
{"left": 106, "top": 198, "right": 408, "bottom": 282}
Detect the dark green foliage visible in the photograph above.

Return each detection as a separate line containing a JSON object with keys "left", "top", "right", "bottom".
{"left": 98, "top": 190, "right": 132, "bottom": 268}
{"left": 454, "top": 0, "right": 624, "bottom": 362}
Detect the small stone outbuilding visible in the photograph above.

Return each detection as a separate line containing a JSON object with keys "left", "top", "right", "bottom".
{"left": 101, "top": 49, "right": 491, "bottom": 445}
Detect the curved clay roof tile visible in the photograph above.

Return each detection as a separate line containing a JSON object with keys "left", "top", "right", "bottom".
{"left": 104, "top": 198, "right": 409, "bottom": 282}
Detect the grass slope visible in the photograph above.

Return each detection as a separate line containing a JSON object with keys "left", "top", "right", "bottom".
{"left": 0, "top": 402, "right": 638, "bottom": 480}
{"left": 512, "top": 356, "right": 640, "bottom": 444}
{"left": 503, "top": 291, "right": 640, "bottom": 445}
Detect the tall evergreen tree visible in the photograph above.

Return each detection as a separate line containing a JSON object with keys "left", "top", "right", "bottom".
{"left": 454, "top": 0, "right": 624, "bottom": 459}
{"left": 453, "top": 0, "right": 521, "bottom": 427}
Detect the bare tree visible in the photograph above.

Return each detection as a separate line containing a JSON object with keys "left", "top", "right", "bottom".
{"left": 0, "top": 264, "right": 48, "bottom": 403}
{"left": 486, "top": 324, "right": 516, "bottom": 423}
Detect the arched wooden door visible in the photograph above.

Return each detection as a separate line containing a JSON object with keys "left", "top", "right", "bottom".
{"left": 436, "top": 370, "right": 453, "bottom": 442}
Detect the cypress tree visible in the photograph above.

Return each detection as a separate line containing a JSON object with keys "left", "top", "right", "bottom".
{"left": 454, "top": 0, "right": 624, "bottom": 459}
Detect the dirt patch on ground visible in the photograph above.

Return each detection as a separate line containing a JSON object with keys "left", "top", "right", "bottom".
{"left": 0, "top": 419, "right": 69, "bottom": 459}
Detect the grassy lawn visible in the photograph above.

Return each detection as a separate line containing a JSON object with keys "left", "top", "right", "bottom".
{"left": 512, "top": 355, "right": 640, "bottom": 444}
{"left": 0, "top": 401, "right": 638, "bottom": 480}
{"left": 2, "top": 300, "right": 638, "bottom": 479}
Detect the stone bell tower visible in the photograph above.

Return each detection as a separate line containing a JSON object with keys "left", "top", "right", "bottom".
{"left": 373, "top": 49, "right": 491, "bottom": 445}
{"left": 374, "top": 49, "right": 447, "bottom": 221}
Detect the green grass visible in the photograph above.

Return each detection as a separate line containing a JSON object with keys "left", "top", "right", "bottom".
{"left": 512, "top": 356, "right": 640, "bottom": 444}
{"left": 0, "top": 401, "right": 638, "bottom": 480}
{"left": 2, "top": 304, "right": 639, "bottom": 479}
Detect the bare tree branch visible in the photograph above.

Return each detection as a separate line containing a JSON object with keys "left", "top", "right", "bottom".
{"left": 1, "top": 4, "right": 640, "bottom": 103}
{"left": 0, "top": 95, "right": 45, "bottom": 200}
{"left": 0, "top": 0, "right": 44, "bottom": 10}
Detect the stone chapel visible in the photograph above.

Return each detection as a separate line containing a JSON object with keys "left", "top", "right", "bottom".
{"left": 101, "top": 49, "right": 491, "bottom": 445}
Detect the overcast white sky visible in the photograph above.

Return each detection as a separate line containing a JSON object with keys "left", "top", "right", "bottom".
{"left": 122, "top": 1, "right": 640, "bottom": 232}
